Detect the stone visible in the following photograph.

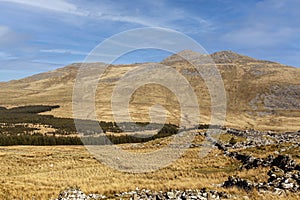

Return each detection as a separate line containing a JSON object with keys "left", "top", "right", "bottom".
{"left": 166, "top": 191, "right": 175, "bottom": 199}
{"left": 272, "top": 155, "right": 296, "bottom": 172}
{"left": 222, "top": 176, "right": 254, "bottom": 191}
{"left": 273, "top": 188, "right": 285, "bottom": 195}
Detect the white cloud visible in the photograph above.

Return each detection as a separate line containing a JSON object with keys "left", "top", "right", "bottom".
{"left": 40, "top": 49, "right": 88, "bottom": 56}
{"left": 0, "top": 0, "right": 89, "bottom": 16}
{"left": 221, "top": 0, "right": 300, "bottom": 48}
{"left": 0, "top": 0, "right": 156, "bottom": 26}
{"left": 97, "top": 13, "right": 156, "bottom": 27}
{"left": 0, "top": 0, "right": 212, "bottom": 32}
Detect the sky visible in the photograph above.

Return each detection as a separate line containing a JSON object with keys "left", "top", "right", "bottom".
{"left": 0, "top": 0, "right": 299, "bottom": 81}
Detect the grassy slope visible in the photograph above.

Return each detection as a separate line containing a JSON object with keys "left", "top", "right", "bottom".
{"left": 0, "top": 52, "right": 299, "bottom": 131}
{"left": 0, "top": 134, "right": 299, "bottom": 199}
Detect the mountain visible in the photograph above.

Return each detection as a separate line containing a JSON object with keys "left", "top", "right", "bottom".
{"left": 0, "top": 50, "right": 299, "bottom": 131}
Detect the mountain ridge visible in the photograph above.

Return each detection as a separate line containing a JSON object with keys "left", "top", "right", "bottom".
{"left": 1, "top": 50, "right": 299, "bottom": 131}
{"left": 1, "top": 50, "right": 292, "bottom": 84}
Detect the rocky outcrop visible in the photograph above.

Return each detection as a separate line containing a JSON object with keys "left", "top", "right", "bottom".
{"left": 223, "top": 166, "right": 300, "bottom": 194}
{"left": 117, "top": 188, "right": 230, "bottom": 200}
{"left": 267, "top": 166, "right": 300, "bottom": 191}
{"left": 272, "top": 155, "right": 297, "bottom": 172}
{"left": 215, "top": 127, "right": 300, "bottom": 194}
{"left": 55, "top": 188, "right": 230, "bottom": 200}
{"left": 225, "top": 153, "right": 298, "bottom": 170}
{"left": 223, "top": 176, "right": 254, "bottom": 191}
{"left": 55, "top": 188, "right": 106, "bottom": 200}
{"left": 225, "top": 129, "right": 300, "bottom": 149}
{"left": 209, "top": 128, "right": 300, "bottom": 155}
{"left": 55, "top": 127, "right": 300, "bottom": 200}
{"left": 222, "top": 154, "right": 300, "bottom": 194}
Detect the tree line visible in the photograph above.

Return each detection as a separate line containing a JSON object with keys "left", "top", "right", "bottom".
{"left": 0, "top": 124, "right": 178, "bottom": 146}
{"left": 0, "top": 105, "right": 224, "bottom": 146}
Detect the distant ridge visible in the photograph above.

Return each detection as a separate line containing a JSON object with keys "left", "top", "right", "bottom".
{"left": 163, "top": 50, "right": 272, "bottom": 64}
{"left": 0, "top": 50, "right": 299, "bottom": 131}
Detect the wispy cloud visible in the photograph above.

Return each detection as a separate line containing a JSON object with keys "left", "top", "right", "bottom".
{"left": 96, "top": 14, "right": 156, "bottom": 27}
{"left": 40, "top": 49, "right": 88, "bottom": 56}
{"left": 221, "top": 0, "right": 300, "bottom": 48}
{"left": 0, "top": 0, "right": 212, "bottom": 30}
{"left": 0, "top": 0, "right": 155, "bottom": 26}
{"left": 1, "top": 0, "right": 300, "bottom": 81}
{"left": 0, "top": 51, "right": 18, "bottom": 60}
{"left": 0, "top": 0, "right": 89, "bottom": 16}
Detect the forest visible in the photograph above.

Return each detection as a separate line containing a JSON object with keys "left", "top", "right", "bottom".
{"left": 0, "top": 105, "right": 179, "bottom": 145}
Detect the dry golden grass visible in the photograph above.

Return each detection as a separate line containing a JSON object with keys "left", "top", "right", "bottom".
{"left": 235, "top": 143, "right": 300, "bottom": 163}
{"left": 0, "top": 135, "right": 299, "bottom": 199}
{"left": 1, "top": 55, "right": 300, "bottom": 132}
{"left": 0, "top": 53, "right": 299, "bottom": 199}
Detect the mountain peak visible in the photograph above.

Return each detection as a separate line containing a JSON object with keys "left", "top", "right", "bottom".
{"left": 162, "top": 49, "right": 258, "bottom": 64}
{"left": 176, "top": 49, "right": 202, "bottom": 56}
{"left": 210, "top": 50, "right": 256, "bottom": 63}
{"left": 162, "top": 50, "right": 207, "bottom": 64}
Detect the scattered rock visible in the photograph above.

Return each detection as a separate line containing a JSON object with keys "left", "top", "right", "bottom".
{"left": 219, "top": 128, "right": 300, "bottom": 195}
{"left": 222, "top": 155, "right": 300, "bottom": 193}
{"left": 222, "top": 176, "right": 254, "bottom": 191}
{"left": 56, "top": 127, "right": 300, "bottom": 199}
{"left": 224, "top": 128, "right": 300, "bottom": 149}
{"left": 272, "top": 155, "right": 296, "bottom": 172}
{"left": 55, "top": 188, "right": 230, "bottom": 200}
{"left": 55, "top": 188, "right": 106, "bottom": 200}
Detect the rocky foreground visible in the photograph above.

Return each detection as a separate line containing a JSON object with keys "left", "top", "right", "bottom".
{"left": 55, "top": 128, "right": 300, "bottom": 200}
{"left": 222, "top": 154, "right": 300, "bottom": 193}
{"left": 213, "top": 129, "right": 300, "bottom": 193}
{"left": 55, "top": 188, "right": 230, "bottom": 200}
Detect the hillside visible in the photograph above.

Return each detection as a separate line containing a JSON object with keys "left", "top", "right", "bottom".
{"left": 0, "top": 50, "right": 299, "bottom": 131}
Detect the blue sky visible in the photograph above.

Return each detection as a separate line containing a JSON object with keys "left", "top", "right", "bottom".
{"left": 0, "top": 0, "right": 299, "bottom": 81}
